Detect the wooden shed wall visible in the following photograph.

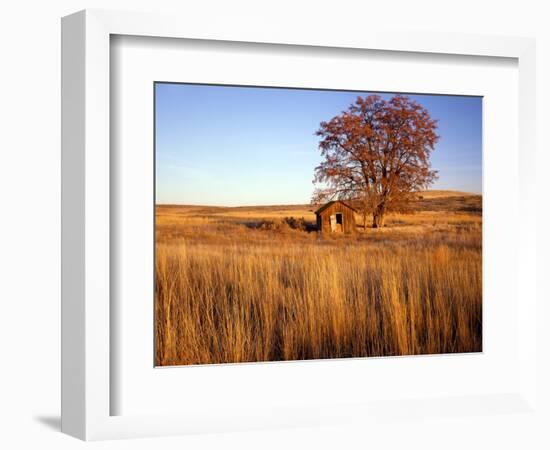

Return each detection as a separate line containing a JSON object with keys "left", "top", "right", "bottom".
{"left": 317, "top": 203, "right": 356, "bottom": 234}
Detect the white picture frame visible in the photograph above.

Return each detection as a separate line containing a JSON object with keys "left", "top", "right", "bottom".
{"left": 61, "top": 9, "right": 537, "bottom": 441}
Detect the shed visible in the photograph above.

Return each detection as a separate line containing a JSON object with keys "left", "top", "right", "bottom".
{"left": 315, "top": 200, "right": 357, "bottom": 234}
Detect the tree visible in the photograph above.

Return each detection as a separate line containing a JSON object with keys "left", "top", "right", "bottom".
{"left": 312, "top": 95, "right": 439, "bottom": 228}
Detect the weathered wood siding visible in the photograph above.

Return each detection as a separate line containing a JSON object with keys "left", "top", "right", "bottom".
{"left": 316, "top": 202, "right": 356, "bottom": 234}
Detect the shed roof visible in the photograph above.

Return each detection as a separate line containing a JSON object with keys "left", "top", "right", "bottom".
{"left": 314, "top": 200, "right": 358, "bottom": 215}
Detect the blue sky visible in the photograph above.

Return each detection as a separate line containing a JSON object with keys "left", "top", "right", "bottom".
{"left": 155, "top": 83, "right": 482, "bottom": 206}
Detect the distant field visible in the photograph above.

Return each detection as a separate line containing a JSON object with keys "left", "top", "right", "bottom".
{"left": 155, "top": 191, "right": 482, "bottom": 366}
{"left": 417, "top": 190, "right": 477, "bottom": 198}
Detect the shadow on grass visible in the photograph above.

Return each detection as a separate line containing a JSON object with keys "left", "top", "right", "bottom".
{"left": 243, "top": 217, "right": 318, "bottom": 233}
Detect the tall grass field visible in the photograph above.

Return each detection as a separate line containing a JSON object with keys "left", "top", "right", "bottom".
{"left": 155, "top": 192, "right": 482, "bottom": 366}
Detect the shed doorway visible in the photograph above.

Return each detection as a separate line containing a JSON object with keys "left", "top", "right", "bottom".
{"left": 330, "top": 213, "right": 344, "bottom": 232}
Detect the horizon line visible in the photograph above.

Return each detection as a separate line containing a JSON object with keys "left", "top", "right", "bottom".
{"left": 155, "top": 190, "right": 482, "bottom": 208}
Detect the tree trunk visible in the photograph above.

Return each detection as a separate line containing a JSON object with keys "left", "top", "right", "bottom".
{"left": 372, "top": 204, "right": 386, "bottom": 228}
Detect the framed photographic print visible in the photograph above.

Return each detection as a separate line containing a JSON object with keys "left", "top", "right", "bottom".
{"left": 61, "top": 9, "right": 538, "bottom": 441}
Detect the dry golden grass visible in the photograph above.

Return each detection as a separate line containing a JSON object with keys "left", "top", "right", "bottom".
{"left": 155, "top": 192, "right": 482, "bottom": 366}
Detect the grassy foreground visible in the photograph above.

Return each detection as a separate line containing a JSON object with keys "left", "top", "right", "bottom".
{"left": 155, "top": 192, "right": 482, "bottom": 366}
